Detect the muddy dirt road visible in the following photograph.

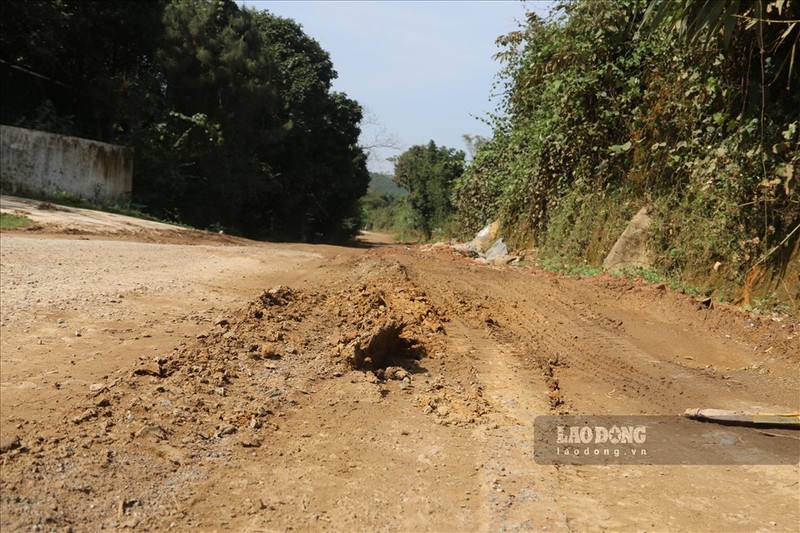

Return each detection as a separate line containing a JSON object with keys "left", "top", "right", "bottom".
{"left": 1, "top": 201, "right": 798, "bottom": 532}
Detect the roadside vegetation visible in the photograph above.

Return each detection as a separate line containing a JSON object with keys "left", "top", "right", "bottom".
{"left": 453, "top": 0, "right": 799, "bottom": 308}
{"left": 391, "top": 141, "right": 466, "bottom": 241}
{"left": 0, "top": 213, "right": 33, "bottom": 230}
{"left": 360, "top": 173, "right": 410, "bottom": 241}
{"left": 1, "top": 186, "right": 184, "bottom": 227}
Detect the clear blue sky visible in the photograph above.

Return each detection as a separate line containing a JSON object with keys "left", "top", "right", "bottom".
{"left": 241, "top": 1, "right": 552, "bottom": 174}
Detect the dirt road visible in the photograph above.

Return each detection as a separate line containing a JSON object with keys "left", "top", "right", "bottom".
{"left": 1, "top": 200, "right": 798, "bottom": 532}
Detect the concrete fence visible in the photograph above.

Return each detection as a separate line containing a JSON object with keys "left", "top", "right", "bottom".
{"left": 0, "top": 125, "right": 132, "bottom": 204}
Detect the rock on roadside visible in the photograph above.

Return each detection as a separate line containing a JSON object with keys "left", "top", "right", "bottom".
{"left": 602, "top": 206, "right": 654, "bottom": 271}
{"left": 484, "top": 238, "right": 508, "bottom": 261}
{"left": 449, "top": 223, "right": 522, "bottom": 267}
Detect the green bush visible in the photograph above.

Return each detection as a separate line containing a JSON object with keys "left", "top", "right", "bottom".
{"left": 454, "top": 0, "right": 799, "bottom": 306}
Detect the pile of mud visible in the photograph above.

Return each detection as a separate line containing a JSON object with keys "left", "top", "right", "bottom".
{"left": 0, "top": 258, "right": 448, "bottom": 531}
{"left": 322, "top": 260, "right": 444, "bottom": 370}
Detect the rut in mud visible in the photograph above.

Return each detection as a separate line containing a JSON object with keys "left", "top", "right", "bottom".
{"left": 1, "top": 241, "right": 799, "bottom": 532}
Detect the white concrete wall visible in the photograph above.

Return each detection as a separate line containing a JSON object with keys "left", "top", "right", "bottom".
{"left": 0, "top": 125, "right": 132, "bottom": 204}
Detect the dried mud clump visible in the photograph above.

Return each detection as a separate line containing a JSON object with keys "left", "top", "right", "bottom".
{"left": 258, "top": 285, "right": 296, "bottom": 307}
{"left": 349, "top": 318, "right": 407, "bottom": 370}
{"left": 322, "top": 260, "right": 445, "bottom": 372}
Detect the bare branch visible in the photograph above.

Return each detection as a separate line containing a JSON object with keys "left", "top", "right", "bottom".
{"left": 359, "top": 106, "right": 403, "bottom": 164}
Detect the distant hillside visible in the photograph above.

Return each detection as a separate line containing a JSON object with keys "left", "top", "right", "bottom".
{"left": 369, "top": 172, "right": 407, "bottom": 198}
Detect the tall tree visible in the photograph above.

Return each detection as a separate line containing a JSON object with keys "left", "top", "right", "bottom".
{"left": 251, "top": 10, "right": 369, "bottom": 241}
{"left": 146, "top": 0, "right": 284, "bottom": 233}
{"left": 394, "top": 141, "right": 465, "bottom": 239}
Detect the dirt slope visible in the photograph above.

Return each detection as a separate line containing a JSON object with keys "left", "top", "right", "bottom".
{"left": 1, "top": 211, "right": 798, "bottom": 532}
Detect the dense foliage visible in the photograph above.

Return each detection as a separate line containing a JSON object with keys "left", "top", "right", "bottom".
{"left": 0, "top": 0, "right": 369, "bottom": 241}
{"left": 393, "top": 141, "right": 465, "bottom": 240}
{"left": 360, "top": 172, "right": 410, "bottom": 236}
{"left": 359, "top": 175, "right": 410, "bottom": 237}
{"left": 455, "top": 0, "right": 799, "bottom": 303}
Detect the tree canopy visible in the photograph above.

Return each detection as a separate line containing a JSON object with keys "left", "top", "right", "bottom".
{"left": 394, "top": 141, "right": 465, "bottom": 240}
{"left": 0, "top": 0, "right": 369, "bottom": 241}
